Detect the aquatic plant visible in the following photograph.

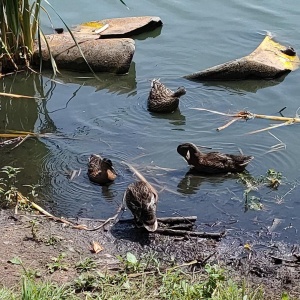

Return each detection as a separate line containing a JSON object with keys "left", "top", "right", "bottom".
{"left": 0, "top": 0, "right": 41, "bottom": 73}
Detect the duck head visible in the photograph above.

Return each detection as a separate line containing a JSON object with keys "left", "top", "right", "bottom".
{"left": 177, "top": 143, "right": 200, "bottom": 162}
{"left": 173, "top": 87, "right": 186, "bottom": 98}
{"left": 101, "top": 158, "right": 117, "bottom": 180}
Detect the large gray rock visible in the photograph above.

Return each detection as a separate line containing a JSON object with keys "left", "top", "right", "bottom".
{"left": 33, "top": 35, "right": 135, "bottom": 74}
{"left": 185, "top": 35, "right": 300, "bottom": 81}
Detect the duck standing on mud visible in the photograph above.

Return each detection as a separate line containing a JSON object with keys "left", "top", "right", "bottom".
{"left": 177, "top": 142, "right": 253, "bottom": 174}
{"left": 87, "top": 154, "right": 117, "bottom": 185}
{"left": 124, "top": 180, "right": 158, "bottom": 232}
{"left": 147, "top": 78, "right": 186, "bottom": 113}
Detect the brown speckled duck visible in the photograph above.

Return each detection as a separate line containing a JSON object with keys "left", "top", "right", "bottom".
{"left": 177, "top": 143, "right": 253, "bottom": 174}
{"left": 147, "top": 79, "right": 186, "bottom": 113}
{"left": 124, "top": 180, "right": 158, "bottom": 232}
{"left": 87, "top": 154, "right": 117, "bottom": 185}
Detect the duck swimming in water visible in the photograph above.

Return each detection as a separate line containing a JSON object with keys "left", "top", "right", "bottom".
{"left": 87, "top": 154, "right": 117, "bottom": 185}
{"left": 124, "top": 180, "right": 158, "bottom": 232}
{"left": 177, "top": 143, "right": 253, "bottom": 174}
{"left": 147, "top": 79, "right": 186, "bottom": 113}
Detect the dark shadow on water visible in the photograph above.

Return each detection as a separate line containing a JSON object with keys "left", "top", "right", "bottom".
{"left": 132, "top": 26, "right": 163, "bottom": 41}
{"left": 148, "top": 108, "right": 186, "bottom": 127}
{"left": 177, "top": 169, "right": 239, "bottom": 195}
{"left": 198, "top": 73, "right": 288, "bottom": 94}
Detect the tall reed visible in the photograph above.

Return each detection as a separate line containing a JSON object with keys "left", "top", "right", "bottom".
{"left": 0, "top": 0, "right": 41, "bottom": 72}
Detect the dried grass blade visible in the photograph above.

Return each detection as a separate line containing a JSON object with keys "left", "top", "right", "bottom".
{"left": 0, "top": 92, "right": 41, "bottom": 99}
{"left": 254, "top": 114, "right": 300, "bottom": 123}
{"left": 246, "top": 121, "right": 292, "bottom": 135}
{"left": 191, "top": 108, "right": 236, "bottom": 117}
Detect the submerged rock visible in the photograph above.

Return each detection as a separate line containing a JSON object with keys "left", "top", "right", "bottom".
{"left": 185, "top": 35, "right": 300, "bottom": 81}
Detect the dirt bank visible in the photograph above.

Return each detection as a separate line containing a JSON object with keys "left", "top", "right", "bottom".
{"left": 1, "top": 208, "right": 300, "bottom": 299}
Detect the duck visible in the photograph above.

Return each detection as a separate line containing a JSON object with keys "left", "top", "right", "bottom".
{"left": 177, "top": 143, "right": 253, "bottom": 174}
{"left": 147, "top": 78, "right": 186, "bottom": 113}
{"left": 124, "top": 180, "right": 158, "bottom": 232}
{"left": 87, "top": 154, "right": 117, "bottom": 185}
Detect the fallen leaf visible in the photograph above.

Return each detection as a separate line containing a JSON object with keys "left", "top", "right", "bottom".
{"left": 244, "top": 243, "right": 252, "bottom": 251}
{"left": 91, "top": 241, "right": 103, "bottom": 254}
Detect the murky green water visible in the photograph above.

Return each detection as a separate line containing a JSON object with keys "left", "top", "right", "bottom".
{"left": 1, "top": 0, "right": 300, "bottom": 241}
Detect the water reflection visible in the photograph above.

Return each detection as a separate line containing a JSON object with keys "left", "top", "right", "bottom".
{"left": 133, "top": 26, "right": 163, "bottom": 41}
{"left": 46, "top": 62, "right": 137, "bottom": 96}
{"left": 200, "top": 74, "right": 287, "bottom": 94}
{"left": 177, "top": 170, "right": 237, "bottom": 195}
{"left": 148, "top": 109, "right": 186, "bottom": 127}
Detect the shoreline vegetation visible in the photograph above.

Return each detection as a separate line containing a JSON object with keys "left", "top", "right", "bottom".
{"left": 0, "top": 208, "right": 297, "bottom": 300}
{"left": 1, "top": 1, "right": 300, "bottom": 299}
{"left": 0, "top": 166, "right": 299, "bottom": 299}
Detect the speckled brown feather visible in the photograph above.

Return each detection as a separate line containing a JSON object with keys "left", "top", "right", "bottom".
{"left": 125, "top": 181, "right": 158, "bottom": 232}
{"left": 147, "top": 79, "right": 186, "bottom": 113}
{"left": 177, "top": 143, "right": 253, "bottom": 174}
{"left": 87, "top": 154, "right": 117, "bottom": 185}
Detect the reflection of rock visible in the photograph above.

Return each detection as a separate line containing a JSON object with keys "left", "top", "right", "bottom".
{"left": 185, "top": 35, "right": 299, "bottom": 81}
{"left": 42, "top": 62, "right": 137, "bottom": 96}
{"left": 177, "top": 170, "right": 234, "bottom": 195}
{"left": 201, "top": 75, "right": 287, "bottom": 93}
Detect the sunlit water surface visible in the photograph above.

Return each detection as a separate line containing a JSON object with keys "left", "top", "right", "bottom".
{"left": 1, "top": 0, "right": 300, "bottom": 243}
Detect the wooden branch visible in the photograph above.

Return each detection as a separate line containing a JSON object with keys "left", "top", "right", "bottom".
{"left": 118, "top": 216, "right": 197, "bottom": 225}
{"left": 158, "top": 216, "right": 197, "bottom": 224}
{"left": 155, "top": 228, "right": 225, "bottom": 239}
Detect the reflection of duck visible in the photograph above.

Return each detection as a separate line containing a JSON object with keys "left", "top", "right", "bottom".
{"left": 87, "top": 154, "right": 117, "bottom": 185}
{"left": 177, "top": 143, "right": 253, "bottom": 174}
{"left": 177, "top": 170, "right": 235, "bottom": 195}
{"left": 124, "top": 180, "right": 158, "bottom": 232}
{"left": 147, "top": 79, "right": 186, "bottom": 113}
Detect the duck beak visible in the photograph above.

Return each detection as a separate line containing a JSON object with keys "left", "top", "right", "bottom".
{"left": 111, "top": 166, "right": 118, "bottom": 176}
{"left": 185, "top": 150, "right": 190, "bottom": 161}
{"left": 144, "top": 220, "right": 158, "bottom": 232}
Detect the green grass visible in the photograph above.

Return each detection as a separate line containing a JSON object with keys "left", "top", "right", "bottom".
{"left": 0, "top": 253, "right": 296, "bottom": 300}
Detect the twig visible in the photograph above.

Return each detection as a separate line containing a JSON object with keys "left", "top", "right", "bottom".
{"left": 217, "top": 118, "right": 241, "bottom": 131}
{"left": 155, "top": 228, "right": 225, "bottom": 239}
{"left": 118, "top": 216, "right": 197, "bottom": 225}
{"left": 11, "top": 134, "right": 31, "bottom": 150}
{"left": 0, "top": 137, "right": 22, "bottom": 147}
{"left": 84, "top": 192, "right": 126, "bottom": 231}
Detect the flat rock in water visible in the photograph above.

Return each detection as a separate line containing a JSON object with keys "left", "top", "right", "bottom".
{"left": 185, "top": 35, "right": 300, "bottom": 81}
{"left": 76, "top": 16, "right": 163, "bottom": 38}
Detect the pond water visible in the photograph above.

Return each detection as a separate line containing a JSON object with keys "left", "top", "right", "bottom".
{"left": 1, "top": 0, "right": 300, "bottom": 243}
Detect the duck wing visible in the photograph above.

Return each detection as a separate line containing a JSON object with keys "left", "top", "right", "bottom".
{"left": 198, "top": 152, "right": 253, "bottom": 173}
{"left": 149, "top": 79, "right": 174, "bottom": 100}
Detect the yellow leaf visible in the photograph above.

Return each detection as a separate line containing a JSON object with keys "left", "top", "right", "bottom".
{"left": 90, "top": 241, "right": 103, "bottom": 254}
{"left": 244, "top": 243, "right": 252, "bottom": 251}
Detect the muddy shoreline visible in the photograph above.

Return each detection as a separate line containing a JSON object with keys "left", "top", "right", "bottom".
{"left": 1, "top": 208, "right": 300, "bottom": 298}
